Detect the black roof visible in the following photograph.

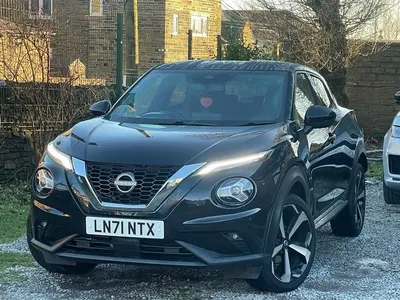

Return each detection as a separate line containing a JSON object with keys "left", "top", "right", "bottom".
{"left": 155, "top": 60, "right": 316, "bottom": 73}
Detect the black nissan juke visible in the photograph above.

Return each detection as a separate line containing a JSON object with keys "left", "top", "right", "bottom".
{"left": 28, "top": 60, "right": 367, "bottom": 293}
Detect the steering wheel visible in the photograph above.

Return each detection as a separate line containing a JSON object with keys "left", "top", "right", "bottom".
{"left": 140, "top": 110, "right": 185, "bottom": 119}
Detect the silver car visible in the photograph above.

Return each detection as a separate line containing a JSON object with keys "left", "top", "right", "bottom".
{"left": 383, "top": 92, "right": 400, "bottom": 204}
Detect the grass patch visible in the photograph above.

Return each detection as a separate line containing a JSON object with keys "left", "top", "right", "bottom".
{"left": 0, "top": 252, "right": 34, "bottom": 270}
{"left": 0, "top": 182, "right": 30, "bottom": 243}
{"left": 0, "top": 252, "right": 36, "bottom": 284}
{"left": 366, "top": 162, "right": 383, "bottom": 180}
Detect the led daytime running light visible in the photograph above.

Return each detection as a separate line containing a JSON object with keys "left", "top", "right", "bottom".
{"left": 197, "top": 150, "right": 273, "bottom": 175}
{"left": 47, "top": 142, "right": 73, "bottom": 171}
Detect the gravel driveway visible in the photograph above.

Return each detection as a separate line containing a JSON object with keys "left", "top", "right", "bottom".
{"left": 1, "top": 180, "right": 400, "bottom": 300}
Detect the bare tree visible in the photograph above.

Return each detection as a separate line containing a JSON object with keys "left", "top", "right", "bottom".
{"left": 229, "top": 0, "right": 396, "bottom": 106}
{"left": 0, "top": 19, "right": 111, "bottom": 163}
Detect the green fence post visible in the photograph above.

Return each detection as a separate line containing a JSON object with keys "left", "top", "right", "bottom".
{"left": 188, "top": 29, "right": 193, "bottom": 60}
{"left": 116, "top": 13, "right": 124, "bottom": 99}
{"left": 217, "top": 35, "right": 222, "bottom": 60}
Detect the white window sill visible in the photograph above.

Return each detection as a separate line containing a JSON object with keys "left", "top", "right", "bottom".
{"left": 193, "top": 34, "right": 208, "bottom": 37}
{"left": 29, "top": 14, "right": 52, "bottom": 20}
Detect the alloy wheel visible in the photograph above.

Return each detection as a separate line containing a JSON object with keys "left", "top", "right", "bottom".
{"left": 354, "top": 169, "right": 366, "bottom": 230}
{"left": 271, "top": 204, "right": 313, "bottom": 283}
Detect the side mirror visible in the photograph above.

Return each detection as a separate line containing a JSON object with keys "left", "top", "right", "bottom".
{"left": 90, "top": 100, "right": 111, "bottom": 116}
{"left": 304, "top": 105, "right": 336, "bottom": 129}
{"left": 395, "top": 91, "right": 400, "bottom": 105}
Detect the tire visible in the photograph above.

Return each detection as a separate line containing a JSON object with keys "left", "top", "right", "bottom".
{"left": 247, "top": 194, "right": 316, "bottom": 293}
{"left": 27, "top": 216, "right": 97, "bottom": 275}
{"left": 383, "top": 182, "right": 400, "bottom": 204}
{"left": 331, "top": 163, "right": 366, "bottom": 237}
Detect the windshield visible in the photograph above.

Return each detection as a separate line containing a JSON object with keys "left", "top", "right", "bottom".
{"left": 106, "top": 69, "right": 288, "bottom": 126}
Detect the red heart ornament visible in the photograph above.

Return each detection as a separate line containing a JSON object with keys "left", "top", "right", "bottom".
{"left": 200, "top": 97, "right": 213, "bottom": 108}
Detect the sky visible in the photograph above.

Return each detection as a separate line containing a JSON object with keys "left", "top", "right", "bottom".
{"left": 222, "top": 0, "right": 247, "bottom": 9}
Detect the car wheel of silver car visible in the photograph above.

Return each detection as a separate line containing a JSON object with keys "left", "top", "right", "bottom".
{"left": 26, "top": 215, "right": 97, "bottom": 275}
{"left": 247, "top": 194, "right": 316, "bottom": 293}
{"left": 331, "top": 163, "right": 366, "bottom": 237}
{"left": 383, "top": 182, "right": 400, "bottom": 204}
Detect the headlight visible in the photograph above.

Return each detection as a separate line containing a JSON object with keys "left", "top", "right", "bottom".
{"left": 47, "top": 142, "right": 73, "bottom": 170}
{"left": 34, "top": 169, "right": 54, "bottom": 198}
{"left": 196, "top": 150, "right": 273, "bottom": 175}
{"left": 392, "top": 126, "right": 400, "bottom": 138}
{"left": 216, "top": 177, "right": 255, "bottom": 207}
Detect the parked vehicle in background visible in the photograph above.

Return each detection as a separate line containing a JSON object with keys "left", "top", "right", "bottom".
{"left": 27, "top": 60, "right": 367, "bottom": 293}
{"left": 383, "top": 92, "right": 400, "bottom": 204}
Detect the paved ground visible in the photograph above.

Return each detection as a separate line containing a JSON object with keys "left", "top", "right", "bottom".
{"left": 1, "top": 180, "right": 400, "bottom": 300}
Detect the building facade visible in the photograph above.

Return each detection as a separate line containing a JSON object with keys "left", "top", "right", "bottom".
{"left": 0, "top": 0, "right": 222, "bottom": 84}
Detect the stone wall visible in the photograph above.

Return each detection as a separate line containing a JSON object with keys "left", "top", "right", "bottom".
{"left": 0, "top": 134, "right": 35, "bottom": 182}
{"left": 347, "top": 43, "right": 400, "bottom": 136}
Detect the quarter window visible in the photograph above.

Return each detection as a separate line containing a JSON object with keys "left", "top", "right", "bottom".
{"left": 309, "top": 76, "right": 332, "bottom": 107}
{"left": 191, "top": 15, "right": 208, "bottom": 37}
{"left": 29, "top": 0, "right": 52, "bottom": 19}
{"left": 172, "top": 14, "right": 179, "bottom": 35}
{"left": 294, "top": 73, "right": 319, "bottom": 124}
{"left": 90, "top": 0, "right": 103, "bottom": 16}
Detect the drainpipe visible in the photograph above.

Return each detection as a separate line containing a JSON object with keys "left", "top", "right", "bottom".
{"left": 134, "top": 0, "right": 139, "bottom": 65}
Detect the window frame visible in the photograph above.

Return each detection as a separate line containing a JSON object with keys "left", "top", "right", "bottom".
{"left": 29, "top": 0, "right": 53, "bottom": 19}
{"left": 191, "top": 14, "right": 208, "bottom": 37}
{"left": 172, "top": 14, "right": 179, "bottom": 35}
{"left": 90, "top": 0, "right": 103, "bottom": 17}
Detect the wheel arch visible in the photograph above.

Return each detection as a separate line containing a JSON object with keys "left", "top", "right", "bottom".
{"left": 354, "top": 138, "right": 368, "bottom": 173}
{"left": 262, "top": 163, "right": 311, "bottom": 253}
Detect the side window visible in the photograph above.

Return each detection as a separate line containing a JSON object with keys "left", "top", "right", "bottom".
{"left": 294, "top": 73, "right": 318, "bottom": 124}
{"left": 309, "top": 76, "right": 332, "bottom": 107}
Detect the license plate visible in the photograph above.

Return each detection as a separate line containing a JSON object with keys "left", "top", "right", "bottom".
{"left": 86, "top": 217, "right": 164, "bottom": 239}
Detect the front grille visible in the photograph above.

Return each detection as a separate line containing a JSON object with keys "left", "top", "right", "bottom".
{"left": 389, "top": 155, "right": 400, "bottom": 175}
{"left": 86, "top": 162, "right": 180, "bottom": 206}
{"left": 62, "top": 236, "right": 199, "bottom": 262}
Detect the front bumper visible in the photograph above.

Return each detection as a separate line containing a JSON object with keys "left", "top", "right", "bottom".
{"left": 30, "top": 202, "right": 269, "bottom": 270}
{"left": 383, "top": 131, "right": 400, "bottom": 190}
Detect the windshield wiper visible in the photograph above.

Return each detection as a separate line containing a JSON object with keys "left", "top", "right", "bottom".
{"left": 153, "top": 121, "right": 216, "bottom": 126}
{"left": 242, "top": 121, "right": 275, "bottom": 126}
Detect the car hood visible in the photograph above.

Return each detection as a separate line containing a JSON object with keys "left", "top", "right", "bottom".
{"left": 54, "top": 118, "right": 286, "bottom": 166}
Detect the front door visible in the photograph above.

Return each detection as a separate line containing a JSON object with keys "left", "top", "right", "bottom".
{"left": 293, "top": 72, "right": 340, "bottom": 216}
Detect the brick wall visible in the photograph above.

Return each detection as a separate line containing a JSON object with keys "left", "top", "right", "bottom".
{"left": 0, "top": 134, "right": 35, "bottom": 182}
{"left": 164, "top": 0, "right": 221, "bottom": 63}
{"left": 136, "top": 0, "right": 166, "bottom": 75}
{"left": 0, "top": 0, "right": 26, "bottom": 23}
{"left": 347, "top": 43, "right": 400, "bottom": 136}
{"left": 51, "top": 0, "right": 125, "bottom": 82}
{"left": 50, "top": 0, "right": 90, "bottom": 77}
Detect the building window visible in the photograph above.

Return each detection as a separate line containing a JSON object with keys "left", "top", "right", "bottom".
{"left": 191, "top": 15, "right": 208, "bottom": 37}
{"left": 90, "top": 0, "right": 103, "bottom": 16}
{"left": 29, "top": 0, "right": 52, "bottom": 19}
{"left": 172, "top": 14, "right": 179, "bottom": 35}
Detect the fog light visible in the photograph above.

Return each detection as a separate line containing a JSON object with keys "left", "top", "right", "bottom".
{"left": 216, "top": 177, "right": 255, "bottom": 207}
{"left": 34, "top": 169, "right": 54, "bottom": 198}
